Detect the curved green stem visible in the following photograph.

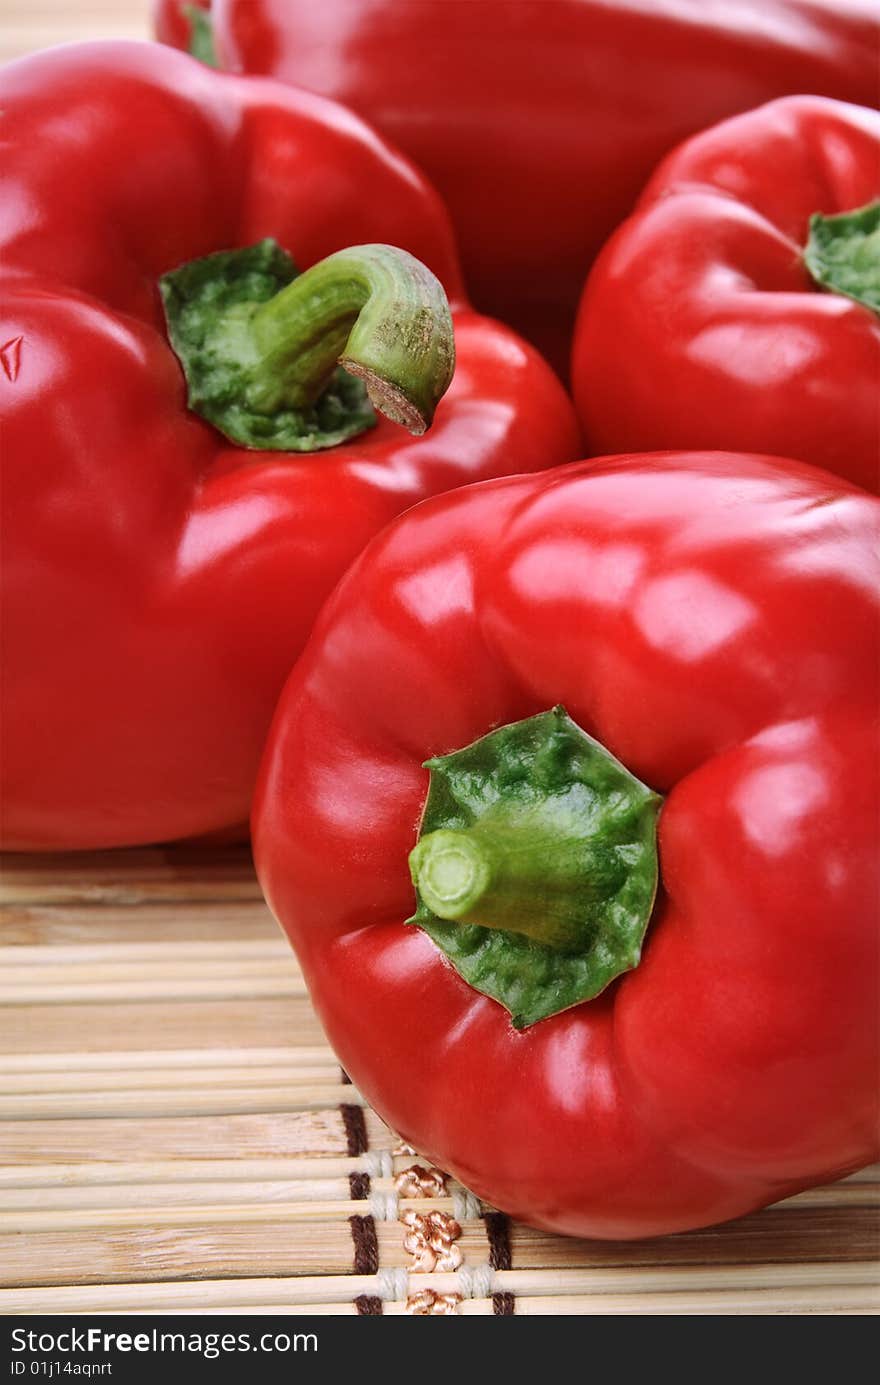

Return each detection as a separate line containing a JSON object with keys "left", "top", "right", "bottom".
{"left": 160, "top": 239, "right": 455, "bottom": 451}
{"left": 249, "top": 245, "right": 455, "bottom": 433}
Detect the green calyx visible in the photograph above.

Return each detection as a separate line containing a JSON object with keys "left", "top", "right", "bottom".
{"left": 407, "top": 707, "right": 662, "bottom": 1028}
{"left": 804, "top": 199, "right": 880, "bottom": 315}
{"left": 184, "top": 5, "right": 219, "bottom": 67}
{"left": 159, "top": 239, "right": 455, "bottom": 451}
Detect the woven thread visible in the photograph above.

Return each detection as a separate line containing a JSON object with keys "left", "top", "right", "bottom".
{"left": 369, "top": 1189, "right": 401, "bottom": 1222}
{"left": 354, "top": 1294, "right": 383, "bottom": 1315}
{"left": 349, "top": 1171, "right": 371, "bottom": 1201}
{"left": 340, "top": 1104, "right": 368, "bottom": 1157}
{"left": 377, "top": 1267, "right": 409, "bottom": 1302}
{"left": 402, "top": 1209, "right": 463, "bottom": 1272}
{"left": 363, "top": 1150, "right": 393, "bottom": 1179}
{"left": 343, "top": 1100, "right": 382, "bottom": 1310}
{"left": 395, "top": 1165, "right": 448, "bottom": 1198}
{"left": 406, "top": 1289, "right": 461, "bottom": 1315}
{"left": 451, "top": 1185, "right": 482, "bottom": 1222}
{"left": 457, "top": 1264, "right": 496, "bottom": 1299}
{"left": 484, "top": 1212, "right": 512, "bottom": 1270}
{"left": 485, "top": 1211, "right": 514, "bottom": 1314}
{"left": 349, "top": 1214, "right": 380, "bottom": 1275}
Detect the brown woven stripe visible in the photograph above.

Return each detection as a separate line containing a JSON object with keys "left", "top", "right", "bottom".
{"left": 486, "top": 1210, "right": 514, "bottom": 1313}
{"left": 340, "top": 1104, "right": 368, "bottom": 1156}
{"left": 349, "top": 1215, "right": 380, "bottom": 1275}
{"left": 342, "top": 1096, "right": 381, "bottom": 1304}
{"left": 349, "top": 1171, "right": 371, "bottom": 1201}
{"left": 485, "top": 1212, "right": 513, "bottom": 1270}
{"left": 355, "top": 1294, "right": 384, "bottom": 1315}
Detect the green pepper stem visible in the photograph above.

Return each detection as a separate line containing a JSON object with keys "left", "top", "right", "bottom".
{"left": 184, "top": 4, "right": 218, "bottom": 66}
{"left": 248, "top": 245, "right": 455, "bottom": 434}
{"left": 410, "top": 817, "right": 632, "bottom": 951}
{"left": 409, "top": 830, "right": 492, "bottom": 921}
{"left": 406, "top": 708, "right": 662, "bottom": 1025}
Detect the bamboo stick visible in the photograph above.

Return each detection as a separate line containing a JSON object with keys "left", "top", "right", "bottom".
{"left": 0, "top": 1180, "right": 361, "bottom": 1211}
{"left": 1, "top": 1262, "right": 877, "bottom": 1314}
{"left": 1, "top": 1065, "right": 341, "bottom": 1093}
{"left": 1, "top": 845, "right": 259, "bottom": 906}
{"left": 30, "top": 1297, "right": 880, "bottom": 1315}
{"left": 16, "top": 1299, "right": 876, "bottom": 1315}
{"left": 0, "top": 1223, "right": 359, "bottom": 1287}
{"left": 777, "top": 1184, "right": 880, "bottom": 1209}
{"left": 0, "top": 998, "right": 328, "bottom": 1055}
{"left": 0, "top": 976, "right": 307, "bottom": 1005}
{"left": 2, "top": 959, "right": 298, "bottom": 989}
{"left": 0, "top": 1157, "right": 392, "bottom": 1188}
{"left": 144, "top": 1304, "right": 364, "bottom": 1315}
{"left": 0, "top": 1176, "right": 872, "bottom": 1219}
{"left": 2, "top": 900, "right": 277, "bottom": 948}
{"left": 0, "top": 1109, "right": 356, "bottom": 1161}
{"left": 7, "top": 1150, "right": 865, "bottom": 1191}
{"left": 0, "top": 1207, "right": 874, "bottom": 1291}
{"left": 0, "top": 1082, "right": 367, "bottom": 1121}
{"left": 1, "top": 1181, "right": 874, "bottom": 1233}
{"left": 0, "top": 1179, "right": 872, "bottom": 1218}
{"left": 3, "top": 941, "right": 289, "bottom": 966}
{"left": 2, "top": 1046, "right": 331, "bottom": 1071}
{"left": 3, "top": 1195, "right": 467, "bottom": 1234}
{"left": 837, "top": 1165, "right": 880, "bottom": 1183}
{"left": 506, "top": 1206, "right": 879, "bottom": 1270}
{"left": 503, "top": 1286, "right": 880, "bottom": 1315}
{"left": 51, "top": 1293, "right": 880, "bottom": 1315}
{"left": 4, "top": 957, "right": 291, "bottom": 982}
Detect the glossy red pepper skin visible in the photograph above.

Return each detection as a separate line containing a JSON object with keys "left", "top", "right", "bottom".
{"left": 155, "top": 0, "right": 880, "bottom": 364}
{"left": 253, "top": 453, "right": 879, "bottom": 1239}
{"left": 573, "top": 98, "right": 880, "bottom": 492}
{"left": 0, "top": 43, "right": 580, "bottom": 851}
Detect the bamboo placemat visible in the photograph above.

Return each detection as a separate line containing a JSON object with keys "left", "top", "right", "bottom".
{"left": 1, "top": 845, "right": 878, "bottom": 1316}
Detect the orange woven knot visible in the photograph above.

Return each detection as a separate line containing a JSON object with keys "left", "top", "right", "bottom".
{"left": 395, "top": 1164, "right": 448, "bottom": 1198}
{"left": 405, "top": 1289, "right": 462, "bottom": 1316}
{"left": 402, "top": 1209, "right": 463, "bottom": 1272}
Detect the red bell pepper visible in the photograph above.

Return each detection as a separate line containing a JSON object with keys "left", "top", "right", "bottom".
{"left": 253, "top": 452, "right": 879, "bottom": 1239}
{"left": 0, "top": 42, "right": 580, "bottom": 851}
{"left": 573, "top": 97, "right": 880, "bottom": 492}
{"left": 155, "top": 0, "right": 880, "bottom": 365}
